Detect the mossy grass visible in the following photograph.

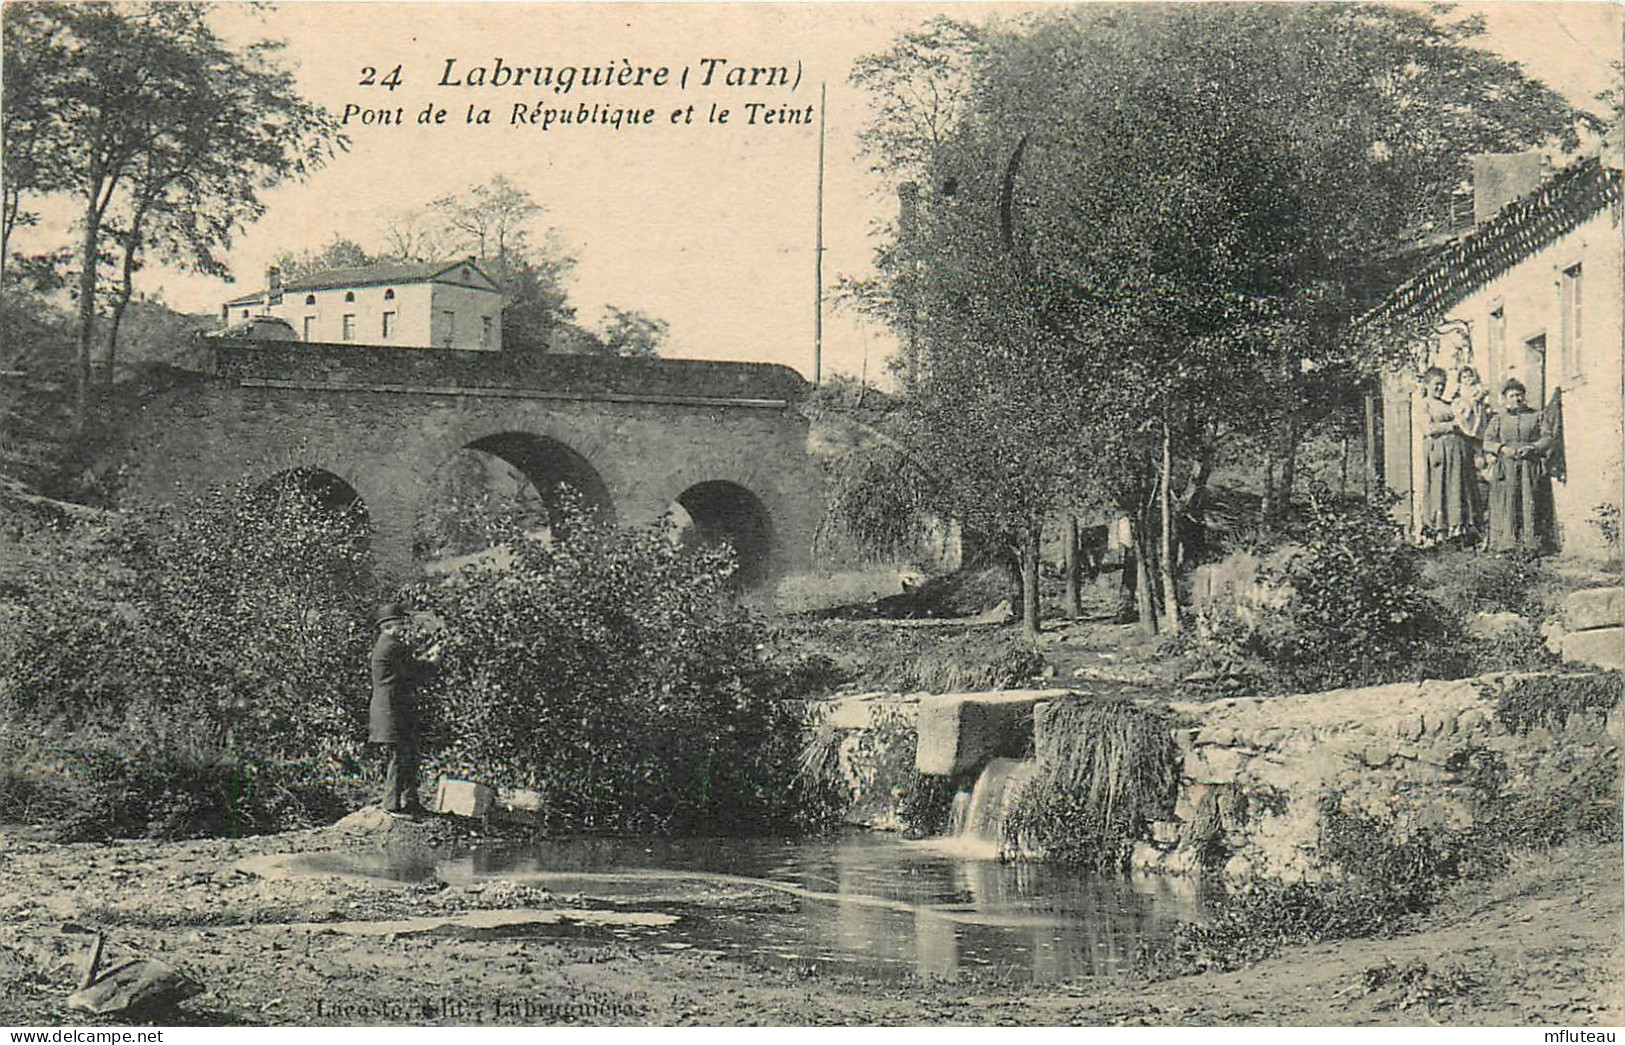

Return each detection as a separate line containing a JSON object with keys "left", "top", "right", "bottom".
{"left": 1004, "top": 697, "right": 1180, "bottom": 870}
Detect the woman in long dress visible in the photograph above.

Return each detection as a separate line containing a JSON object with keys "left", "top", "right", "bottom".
{"left": 1482, "top": 378, "right": 1553, "bottom": 553}
{"left": 1420, "top": 366, "right": 1479, "bottom": 544}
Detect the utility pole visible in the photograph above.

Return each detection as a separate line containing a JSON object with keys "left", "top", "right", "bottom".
{"left": 813, "top": 81, "right": 826, "bottom": 386}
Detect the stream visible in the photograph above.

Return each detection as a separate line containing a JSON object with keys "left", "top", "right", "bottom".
{"left": 288, "top": 831, "right": 1207, "bottom": 983}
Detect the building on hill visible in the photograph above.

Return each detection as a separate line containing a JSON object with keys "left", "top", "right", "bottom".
{"left": 1366, "top": 136, "right": 1623, "bottom": 560}
{"left": 220, "top": 258, "right": 503, "bottom": 351}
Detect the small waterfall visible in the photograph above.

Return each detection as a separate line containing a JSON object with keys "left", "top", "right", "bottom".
{"left": 939, "top": 757, "right": 1035, "bottom": 858}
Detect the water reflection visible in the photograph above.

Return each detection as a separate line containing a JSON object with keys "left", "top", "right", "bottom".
{"left": 433, "top": 832, "right": 1205, "bottom": 982}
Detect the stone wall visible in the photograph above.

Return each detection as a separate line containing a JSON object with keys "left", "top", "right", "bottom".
{"left": 1135, "top": 671, "right": 1623, "bottom": 881}
{"left": 810, "top": 672, "right": 1621, "bottom": 882}
{"left": 1557, "top": 586, "right": 1624, "bottom": 672}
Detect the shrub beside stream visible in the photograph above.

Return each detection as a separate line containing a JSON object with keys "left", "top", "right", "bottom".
{"left": 0, "top": 485, "right": 838, "bottom": 840}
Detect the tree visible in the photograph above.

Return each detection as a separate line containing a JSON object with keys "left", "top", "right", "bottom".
{"left": 852, "top": 4, "right": 1581, "bottom": 635}
{"left": 375, "top": 176, "right": 577, "bottom": 351}
{"left": 272, "top": 236, "right": 376, "bottom": 284}
{"left": 2, "top": 2, "right": 340, "bottom": 429}
{"left": 429, "top": 174, "right": 540, "bottom": 283}
{"left": 379, "top": 206, "right": 457, "bottom": 264}
{"left": 498, "top": 254, "right": 577, "bottom": 352}
{"left": 595, "top": 306, "right": 668, "bottom": 358}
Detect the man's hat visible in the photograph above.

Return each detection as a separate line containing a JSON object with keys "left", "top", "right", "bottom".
{"left": 374, "top": 603, "right": 407, "bottom": 627}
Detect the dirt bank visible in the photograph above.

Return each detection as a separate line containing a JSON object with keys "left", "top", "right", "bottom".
{"left": 1, "top": 818, "right": 1619, "bottom": 1027}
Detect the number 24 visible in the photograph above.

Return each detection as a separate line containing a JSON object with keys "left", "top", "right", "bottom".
{"left": 359, "top": 65, "right": 403, "bottom": 91}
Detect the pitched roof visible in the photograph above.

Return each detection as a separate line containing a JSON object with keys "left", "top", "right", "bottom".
{"left": 285, "top": 259, "right": 499, "bottom": 293}
{"left": 1366, "top": 155, "right": 1622, "bottom": 324}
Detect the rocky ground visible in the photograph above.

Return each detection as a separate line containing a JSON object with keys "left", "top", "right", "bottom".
{"left": 1, "top": 814, "right": 1619, "bottom": 1028}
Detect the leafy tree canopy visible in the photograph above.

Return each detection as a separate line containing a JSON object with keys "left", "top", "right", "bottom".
{"left": 2, "top": 1, "right": 342, "bottom": 423}
{"left": 848, "top": 3, "right": 1582, "bottom": 631}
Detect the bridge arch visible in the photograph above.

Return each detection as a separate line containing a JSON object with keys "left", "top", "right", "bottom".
{"left": 254, "top": 467, "right": 370, "bottom": 525}
{"left": 414, "top": 431, "right": 615, "bottom": 563}
{"left": 669, "top": 480, "right": 775, "bottom": 589}
{"left": 248, "top": 467, "right": 374, "bottom": 571}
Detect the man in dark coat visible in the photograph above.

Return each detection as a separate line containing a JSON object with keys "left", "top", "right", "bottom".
{"left": 369, "top": 603, "right": 440, "bottom": 815}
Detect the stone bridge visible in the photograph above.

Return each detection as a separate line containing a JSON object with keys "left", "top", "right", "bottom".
{"left": 120, "top": 341, "right": 823, "bottom": 583}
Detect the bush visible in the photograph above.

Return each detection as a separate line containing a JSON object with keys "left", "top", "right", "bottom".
{"left": 1591, "top": 503, "right": 1622, "bottom": 553}
{"left": 797, "top": 621, "right": 1044, "bottom": 692}
{"left": 1419, "top": 550, "right": 1547, "bottom": 619}
{"left": 0, "top": 472, "right": 381, "bottom": 838}
{"left": 1257, "top": 498, "right": 1456, "bottom": 690}
{"left": 1142, "top": 737, "right": 1622, "bottom": 978}
{"left": 0, "top": 729, "right": 370, "bottom": 841}
{"left": 1455, "top": 617, "right": 1559, "bottom": 675}
{"left": 1142, "top": 795, "right": 1502, "bottom": 975}
{"left": 404, "top": 503, "right": 827, "bottom": 836}
{"left": 1, "top": 473, "right": 377, "bottom": 762}
{"left": 1494, "top": 671, "right": 1622, "bottom": 733}
{"left": 1175, "top": 497, "right": 1464, "bottom": 694}
{"left": 1004, "top": 698, "right": 1180, "bottom": 870}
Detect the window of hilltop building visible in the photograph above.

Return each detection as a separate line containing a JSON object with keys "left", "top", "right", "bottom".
{"left": 241, "top": 309, "right": 250, "bottom": 319}
{"left": 481, "top": 315, "right": 493, "bottom": 347}
{"left": 440, "top": 310, "right": 456, "bottom": 347}
{"left": 344, "top": 291, "right": 356, "bottom": 303}
{"left": 304, "top": 294, "right": 316, "bottom": 306}
{"left": 342, "top": 314, "right": 356, "bottom": 341}
{"left": 303, "top": 316, "right": 316, "bottom": 341}
{"left": 382, "top": 311, "right": 396, "bottom": 340}
{"left": 1561, "top": 264, "right": 1582, "bottom": 379}
{"left": 384, "top": 288, "right": 395, "bottom": 301}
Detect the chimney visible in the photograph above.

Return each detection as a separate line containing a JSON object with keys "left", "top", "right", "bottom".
{"left": 266, "top": 265, "right": 283, "bottom": 307}
{"left": 1471, "top": 151, "right": 1546, "bottom": 224}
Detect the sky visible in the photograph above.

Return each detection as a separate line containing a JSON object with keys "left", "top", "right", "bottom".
{"left": 18, "top": 1, "right": 1624, "bottom": 384}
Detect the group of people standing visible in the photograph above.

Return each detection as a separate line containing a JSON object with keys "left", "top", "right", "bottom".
{"left": 1421, "top": 365, "right": 1555, "bottom": 553}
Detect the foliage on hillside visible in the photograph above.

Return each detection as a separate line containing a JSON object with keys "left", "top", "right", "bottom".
{"left": 0, "top": 472, "right": 380, "bottom": 839}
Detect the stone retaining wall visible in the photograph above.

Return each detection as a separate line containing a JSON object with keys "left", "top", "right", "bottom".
{"left": 1136, "top": 672, "right": 1623, "bottom": 881}
{"left": 808, "top": 671, "right": 1622, "bottom": 880}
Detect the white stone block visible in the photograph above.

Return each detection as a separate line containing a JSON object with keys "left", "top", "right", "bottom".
{"left": 435, "top": 778, "right": 494, "bottom": 818}
{"left": 1563, "top": 627, "right": 1624, "bottom": 671}
{"left": 1564, "top": 588, "right": 1623, "bottom": 632}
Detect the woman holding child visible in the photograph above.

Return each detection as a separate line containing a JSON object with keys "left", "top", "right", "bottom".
{"left": 1420, "top": 366, "right": 1479, "bottom": 545}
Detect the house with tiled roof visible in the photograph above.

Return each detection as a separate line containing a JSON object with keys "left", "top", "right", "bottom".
{"left": 221, "top": 257, "right": 503, "bottom": 351}
{"left": 1367, "top": 136, "right": 1623, "bottom": 559}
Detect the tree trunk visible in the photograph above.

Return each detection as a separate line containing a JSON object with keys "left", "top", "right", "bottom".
{"left": 1159, "top": 421, "right": 1181, "bottom": 634}
{"left": 1006, "top": 547, "right": 1023, "bottom": 621}
{"left": 1130, "top": 516, "right": 1158, "bottom": 637}
{"left": 1340, "top": 433, "right": 1350, "bottom": 500}
{"left": 1260, "top": 445, "right": 1275, "bottom": 522}
{"left": 1019, "top": 525, "right": 1041, "bottom": 639}
{"left": 1, "top": 183, "right": 20, "bottom": 277}
{"left": 75, "top": 198, "right": 101, "bottom": 433}
{"left": 104, "top": 233, "right": 140, "bottom": 388}
{"left": 1279, "top": 409, "right": 1301, "bottom": 515}
{"left": 1363, "top": 393, "right": 1380, "bottom": 499}
{"left": 1063, "top": 514, "right": 1082, "bottom": 619}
